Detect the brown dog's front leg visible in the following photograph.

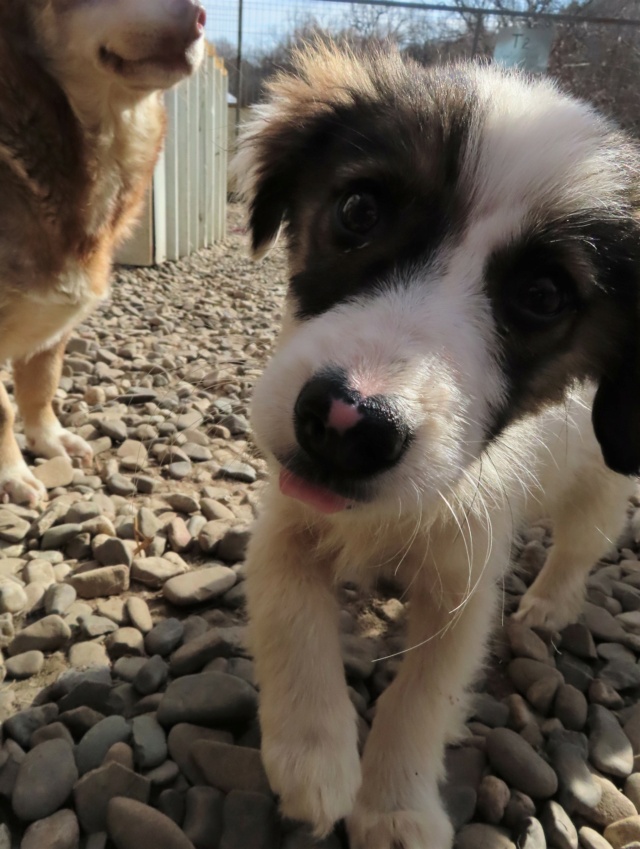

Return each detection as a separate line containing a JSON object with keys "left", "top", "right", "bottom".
{"left": 13, "top": 336, "right": 92, "bottom": 466}
{"left": 0, "top": 381, "right": 46, "bottom": 504}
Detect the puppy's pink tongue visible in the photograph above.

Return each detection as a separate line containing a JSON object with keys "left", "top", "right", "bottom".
{"left": 279, "top": 469, "right": 349, "bottom": 514}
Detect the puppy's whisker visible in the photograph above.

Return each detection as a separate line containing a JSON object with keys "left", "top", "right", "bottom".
{"left": 392, "top": 508, "right": 423, "bottom": 578}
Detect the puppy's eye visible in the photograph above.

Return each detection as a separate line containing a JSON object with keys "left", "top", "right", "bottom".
{"left": 337, "top": 192, "right": 379, "bottom": 236}
{"left": 510, "top": 273, "right": 574, "bottom": 324}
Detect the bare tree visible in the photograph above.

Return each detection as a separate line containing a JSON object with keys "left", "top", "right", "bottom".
{"left": 549, "top": 0, "right": 640, "bottom": 133}
{"left": 211, "top": 0, "right": 640, "bottom": 134}
{"left": 346, "top": 2, "right": 408, "bottom": 43}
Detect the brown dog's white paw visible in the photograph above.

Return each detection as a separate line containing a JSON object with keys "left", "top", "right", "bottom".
{"left": 348, "top": 798, "right": 454, "bottom": 849}
{"left": 26, "top": 424, "right": 93, "bottom": 467}
{"left": 0, "top": 461, "right": 47, "bottom": 506}
{"left": 263, "top": 732, "right": 361, "bottom": 837}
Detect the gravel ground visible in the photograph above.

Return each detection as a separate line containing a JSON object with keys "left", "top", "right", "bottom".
{"left": 3, "top": 202, "right": 640, "bottom": 849}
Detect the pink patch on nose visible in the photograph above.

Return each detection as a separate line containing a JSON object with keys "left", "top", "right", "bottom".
{"left": 327, "top": 399, "right": 362, "bottom": 434}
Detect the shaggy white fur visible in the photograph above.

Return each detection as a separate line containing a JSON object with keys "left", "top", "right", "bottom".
{"left": 238, "top": 45, "right": 640, "bottom": 849}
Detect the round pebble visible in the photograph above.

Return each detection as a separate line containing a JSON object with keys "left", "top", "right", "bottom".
{"left": 76, "top": 715, "right": 131, "bottom": 775}
{"left": 20, "top": 809, "right": 80, "bottom": 849}
{"left": 191, "top": 741, "right": 270, "bottom": 795}
{"left": 34, "top": 457, "right": 74, "bottom": 489}
{"left": 8, "top": 615, "right": 70, "bottom": 656}
{"left": 516, "top": 819, "right": 546, "bottom": 849}
{"left": 134, "top": 655, "right": 169, "bottom": 695}
{"left": 182, "top": 786, "right": 223, "bottom": 848}
{"left": 105, "top": 627, "right": 145, "bottom": 659}
{"left": 589, "top": 705, "right": 634, "bottom": 778}
{"left": 126, "top": 597, "right": 153, "bottom": 634}
{"left": 107, "top": 797, "right": 196, "bottom": 849}
{"left": 144, "top": 618, "right": 184, "bottom": 657}
{"left": 163, "top": 566, "right": 237, "bottom": 606}
{"left": 555, "top": 684, "right": 588, "bottom": 731}
{"left": 579, "top": 827, "right": 616, "bottom": 849}
{"left": 5, "top": 650, "right": 44, "bottom": 679}
{"left": 45, "top": 583, "right": 77, "bottom": 616}
{"left": 486, "top": 728, "right": 558, "bottom": 799}
{"left": 12, "top": 739, "right": 78, "bottom": 821}
{"left": 604, "top": 816, "right": 640, "bottom": 849}
{"left": 455, "top": 823, "right": 516, "bottom": 849}
{"left": 157, "top": 672, "right": 258, "bottom": 727}
{"left": 541, "top": 799, "right": 578, "bottom": 849}
{"left": 0, "top": 581, "right": 27, "bottom": 614}
{"left": 131, "top": 557, "right": 187, "bottom": 588}
{"left": 131, "top": 714, "right": 168, "bottom": 770}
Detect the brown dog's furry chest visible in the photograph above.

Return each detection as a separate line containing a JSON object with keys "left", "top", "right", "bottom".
{"left": 0, "top": 21, "right": 165, "bottom": 360}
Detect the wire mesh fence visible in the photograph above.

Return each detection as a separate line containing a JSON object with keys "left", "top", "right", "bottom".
{"left": 204, "top": 0, "right": 640, "bottom": 136}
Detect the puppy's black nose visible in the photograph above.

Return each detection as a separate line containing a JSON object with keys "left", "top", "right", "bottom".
{"left": 293, "top": 372, "right": 410, "bottom": 478}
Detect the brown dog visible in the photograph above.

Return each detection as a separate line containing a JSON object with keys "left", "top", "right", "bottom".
{"left": 0, "top": 0, "right": 206, "bottom": 503}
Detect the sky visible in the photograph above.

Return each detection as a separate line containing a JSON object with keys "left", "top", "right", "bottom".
{"left": 202, "top": 0, "right": 581, "bottom": 61}
{"left": 204, "top": 0, "right": 343, "bottom": 52}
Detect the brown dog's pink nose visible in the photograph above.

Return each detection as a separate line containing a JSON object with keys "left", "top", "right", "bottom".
{"left": 165, "top": 0, "right": 206, "bottom": 45}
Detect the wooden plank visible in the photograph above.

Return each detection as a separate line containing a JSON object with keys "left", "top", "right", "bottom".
{"left": 152, "top": 147, "right": 167, "bottom": 264}
{"left": 176, "top": 79, "right": 191, "bottom": 258}
{"left": 164, "top": 88, "right": 180, "bottom": 261}
{"left": 214, "top": 61, "right": 228, "bottom": 242}
{"left": 208, "top": 56, "right": 216, "bottom": 247}
{"left": 198, "top": 58, "right": 210, "bottom": 250}
{"left": 115, "top": 189, "right": 153, "bottom": 266}
{"left": 212, "top": 64, "right": 221, "bottom": 244}
{"left": 208, "top": 55, "right": 217, "bottom": 247}
{"left": 189, "top": 72, "right": 200, "bottom": 253}
{"left": 218, "top": 69, "right": 229, "bottom": 241}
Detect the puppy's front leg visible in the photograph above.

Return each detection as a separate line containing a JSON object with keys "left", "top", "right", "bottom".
{"left": 245, "top": 500, "right": 361, "bottom": 836}
{"left": 349, "top": 548, "right": 500, "bottom": 849}
{"left": 515, "top": 466, "right": 633, "bottom": 631}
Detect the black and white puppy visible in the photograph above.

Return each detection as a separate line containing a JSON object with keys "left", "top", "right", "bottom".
{"left": 237, "top": 45, "right": 640, "bottom": 849}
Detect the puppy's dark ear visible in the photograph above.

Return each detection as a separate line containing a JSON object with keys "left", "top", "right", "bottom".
{"left": 232, "top": 121, "right": 292, "bottom": 259}
{"left": 247, "top": 161, "right": 292, "bottom": 260}
{"left": 233, "top": 73, "right": 320, "bottom": 260}
{"left": 592, "top": 335, "right": 640, "bottom": 476}
{"left": 591, "top": 201, "right": 640, "bottom": 476}
{"left": 232, "top": 41, "right": 375, "bottom": 258}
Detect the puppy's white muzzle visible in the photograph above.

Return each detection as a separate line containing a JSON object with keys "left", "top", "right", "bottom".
{"left": 252, "top": 282, "right": 501, "bottom": 514}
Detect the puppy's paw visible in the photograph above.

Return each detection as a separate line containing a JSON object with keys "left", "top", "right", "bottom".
{"left": 0, "top": 461, "right": 47, "bottom": 506}
{"left": 263, "top": 731, "right": 361, "bottom": 836}
{"left": 513, "top": 582, "right": 583, "bottom": 632}
{"left": 348, "top": 797, "right": 454, "bottom": 849}
{"left": 26, "top": 424, "right": 93, "bottom": 467}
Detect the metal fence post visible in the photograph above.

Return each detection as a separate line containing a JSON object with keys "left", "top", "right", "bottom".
{"left": 235, "top": 0, "right": 244, "bottom": 136}
{"left": 471, "top": 12, "right": 483, "bottom": 57}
